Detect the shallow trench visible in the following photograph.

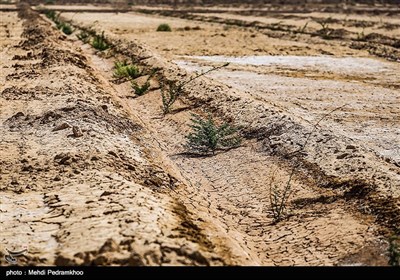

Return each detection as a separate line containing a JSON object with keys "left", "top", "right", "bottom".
{"left": 70, "top": 21, "right": 390, "bottom": 266}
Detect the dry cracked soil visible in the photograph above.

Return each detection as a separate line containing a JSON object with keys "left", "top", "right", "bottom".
{"left": 0, "top": 2, "right": 399, "bottom": 266}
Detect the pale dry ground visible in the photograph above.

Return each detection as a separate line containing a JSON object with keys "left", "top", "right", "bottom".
{"left": 82, "top": 34, "right": 386, "bottom": 266}
{"left": 64, "top": 11, "right": 373, "bottom": 58}
{"left": 0, "top": 8, "right": 250, "bottom": 266}
{"left": 63, "top": 11, "right": 400, "bottom": 177}
{"left": 176, "top": 58, "right": 400, "bottom": 166}
{"left": 1, "top": 5, "right": 398, "bottom": 267}
{"left": 0, "top": 4, "right": 16, "bottom": 9}
{"left": 191, "top": 12, "right": 400, "bottom": 39}
{"left": 36, "top": 5, "right": 117, "bottom": 11}
{"left": 62, "top": 9, "right": 399, "bottom": 265}
{"left": 196, "top": 11, "right": 400, "bottom": 25}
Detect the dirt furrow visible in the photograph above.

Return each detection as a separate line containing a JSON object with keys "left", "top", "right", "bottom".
{"left": 136, "top": 9, "right": 400, "bottom": 62}
{"left": 1, "top": 3, "right": 399, "bottom": 266}
{"left": 68, "top": 18, "right": 392, "bottom": 265}
{"left": 1, "top": 4, "right": 242, "bottom": 266}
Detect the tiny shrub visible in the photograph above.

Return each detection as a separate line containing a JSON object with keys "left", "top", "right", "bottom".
{"left": 268, "top": 104, "right": 348, "bottom": 224}
{"left": 132, "top": 80, "right": 150, "bottom": 96}
{"left": 60, "top": 23, "right": 73, "bottom": 35}
{"left": 157, "top": 23, "right": 172, "bottom": 32}
{"left": 45, "top": 10, "right": 57, "bottom": 21}
{"left": 91, "top": 31, "right": 109, "bottom": 51}
{"left": 77, "top": 30, "right": 90, "bottom": 43}
{"left": 45, "top": 10, "right": 72, "bottom": 36}
{"left": 160, "top": 63, "right": 229, "bottom": 115}
{"left": 113, "top": 60, "right": 141, "bottom": 79}
{"left": 389, "top": 236, "right": 400, "bottom": 266}
{"left": 161, "top": 81, "right": 181, "bottom": 115}
{"left": 186, "top": 113, "right": 242, "bottom": 155}
{"left": 269, "top": 170, "right": 294, "bottom": 223}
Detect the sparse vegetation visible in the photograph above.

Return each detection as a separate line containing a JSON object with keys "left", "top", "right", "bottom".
{"left": 160, "top": 63, "right": 229, "bottom": 115}
{"left": 160, "top": 80, "right": 181, "bottom": 115}
{"left": 45, "top": 10, "right": 57, "bottom": 21}
{"left": 316, "top": 17, "right": 331, "bottom": 31}
{"left": 269, "top": 168, "right": 295, "bottom": 223}
{"left": 6, "top": 2, "right": 400, "bottom": 267}
{"left": 77, "top": 30, "right": 90, "bottom": 43}
{"left": 389, "top": 235, "right": 400, "bottom": 266}
{"left": 132, "top": 68, "right": 157, "bottom": 96}
{"left": 132, "top": 80, "right": 150, "bottom": 96}
{"left": 157, "top": 23, "right": 172, "bottom": 32}
{"left": 186, "top": 113, "right": 242, "bottom": 155}
{"left": 45, "top": 11, "right": 73, "bottom": 35}
{"left": 59, "top": 22, "right": 73, "bottom": 35}
{"left": 316, "top": 18, "right": 333, "bottom": 39}
{"left": 268, "top": 104, "right": 348, "bottom": 223}
{"left": 298, "top": 21, "right": 309, "bottom": 33}
{"left": 113, "top": 60, "right": 141, "bottom": 79}
{"left": 55, "top": 20, "right": 63, "bottom": 29}
{"left": 357, "top": 28, "right": 366, "bottom": 41}
{"left": 91, "top": 31, "right": 109, "bottom": 51}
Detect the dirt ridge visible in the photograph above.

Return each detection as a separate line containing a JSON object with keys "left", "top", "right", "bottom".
{"left": 64, "top": 10, "right": 397, "bottom": 265}
{"left": 1, "top": 3, "right": 398, "bottom": 266}
{"left": 73, "top": 21, "right": 400, "bottom": 232}
{"left": 1, "top": 3, "right": 245, "bottom": 266}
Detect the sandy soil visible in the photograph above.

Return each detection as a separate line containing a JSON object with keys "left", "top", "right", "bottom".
{"left": 190, "top": 12, "right": 400, "bottom": 39}
{"left": 77, "top": 34, "right": 389, "bottom": 266}
{"left": 0, "top": 5, "right": 247, "bottom": 266}
{"left": 63, "top": 9, "right": 400, "bottom": 167}
{"left": 176, "top": 57, "right": 400, "bottom": 166}
{"left": 1, "top": 3, "right": 399, "bottom": 266}
{"left": 128, "top": 7, "right": 400, "bottom": 62}
{"left": 64, "top": 11, "right": 372, "bottom": 58}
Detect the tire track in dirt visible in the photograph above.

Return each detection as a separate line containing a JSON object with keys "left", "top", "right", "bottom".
{"left": 1, "top": 3, "right": 396, "bottom": 266}
{"left": 1, "top": 4, "right": 242, "bottom": 266}
{"left": 129, "top": 92, "right": 388, "bottom": 266}
{"left": 78, "top": 39, "right": 389, "bottom": 265}
{"left": 62, "top": 8, "right": 397, "bottom": 265}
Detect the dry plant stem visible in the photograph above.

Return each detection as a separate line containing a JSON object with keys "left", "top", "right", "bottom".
{"left": 277, "top": 165, "right": 296, "bottom": 220}
{"left": 161, "top": 63, "right": 229, "bottom": 115}
{"left": 179, "top": 62, "right": 229, "bottom": 89}
{"left": 290, "top": 103, "right": 349, "bottom": 157}
{"left": 271, "top": 104, "right": 348, "bottom": 223}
